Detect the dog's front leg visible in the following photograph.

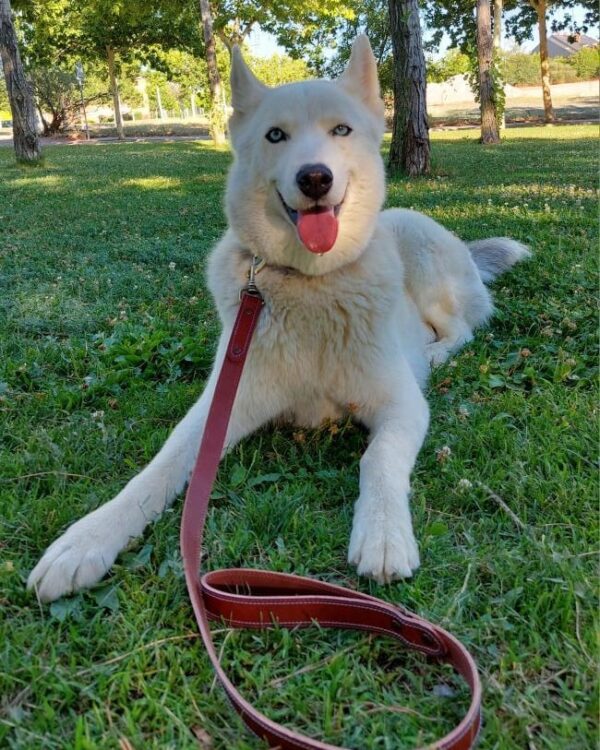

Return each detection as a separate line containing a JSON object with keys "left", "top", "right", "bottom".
{"left": 349, "top": 360, "right": 429, "bottom": 583}
{"left": 28, "top": 337, "right": 284, "bottom": 602}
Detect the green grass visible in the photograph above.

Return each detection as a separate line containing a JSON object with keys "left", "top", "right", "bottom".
{"left": 0, "top": 126, "right": 597, "bottom": 750}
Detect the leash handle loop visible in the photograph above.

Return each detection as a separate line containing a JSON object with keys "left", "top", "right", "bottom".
{"left": 180, "top": 290, "right": 482, "bottom": 750}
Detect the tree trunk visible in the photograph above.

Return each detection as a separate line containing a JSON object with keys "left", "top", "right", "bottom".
{"left": 0, "top": 0, "right": 41, "bottom": 163}
{"left": 106, "top": 46, "right": 125, "bottom": 140}
{"left": 493, "top": 0, "right": 506, "bottom": 129}
{"left": 493, "top": 0, "right": 502, "bottom": 48}
{"left": 37, "top": 102, "right": 50, "bottom": 136}
{"left": 198, "top": 0, "right": 226, "bottom": 145}
{"left": 388, "top": 0, "right": 430, "bottom": 176}
{"left": 476, "top": 0, "right": 500, "bottom": 144}
{"left": 534, "top": 0, "right": 554, "bottom": 122}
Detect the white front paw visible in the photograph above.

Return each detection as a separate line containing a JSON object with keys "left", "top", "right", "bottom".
{"left": 348, "top": 499, "right": 420, "bottom": 583}
{"left": 426, "top": 340, "right": 451, "bottom": 367}
{"left": 27, "top": 514, "right": 123, "bottom": 602}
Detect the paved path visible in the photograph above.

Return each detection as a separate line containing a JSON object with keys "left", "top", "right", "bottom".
{"left": 0, "top": 133, "right": 211, "bottom": 147}
{"left": 1, "top": 104, "right": 596, "bottom": 150}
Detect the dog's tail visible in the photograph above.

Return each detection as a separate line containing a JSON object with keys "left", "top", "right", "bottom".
{"left": 467, "top": 238, "right": 531, "bottom": 284}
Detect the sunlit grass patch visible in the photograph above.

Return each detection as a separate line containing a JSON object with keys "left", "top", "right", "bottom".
{"left": 120, "top": 176, "right": 185, "bottom": 190}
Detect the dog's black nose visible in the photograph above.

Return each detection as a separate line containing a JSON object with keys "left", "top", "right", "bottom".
{"left": 296, "top": 163, "right": 333, "bottom": 200}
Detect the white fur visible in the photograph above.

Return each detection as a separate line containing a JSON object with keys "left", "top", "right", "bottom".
{"left": 28, "top": 36, "right": 526, "bottom": 602}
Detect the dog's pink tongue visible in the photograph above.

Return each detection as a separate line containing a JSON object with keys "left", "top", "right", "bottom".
{"left": 297, "top": 208, "right": 338, "bottom": 254}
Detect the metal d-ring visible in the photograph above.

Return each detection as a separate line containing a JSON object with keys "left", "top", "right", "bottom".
{"left": 240, "top": 255, "right": 266, "bottom": 300}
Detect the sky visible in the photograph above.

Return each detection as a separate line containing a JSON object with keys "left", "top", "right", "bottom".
{"left": 246, "top": 28, "right": 283, "bottom": 58}
{"left": 247, "top": 6, "right": 595, "bottom": 60}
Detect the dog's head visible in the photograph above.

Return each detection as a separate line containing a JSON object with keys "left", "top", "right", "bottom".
{"left": 226, "top": 35, "right": 386, "bottom": 275}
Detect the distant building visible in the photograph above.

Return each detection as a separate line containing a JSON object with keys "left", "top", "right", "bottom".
{"left": 533, "top": 33, "right": 598, "bottom": 58}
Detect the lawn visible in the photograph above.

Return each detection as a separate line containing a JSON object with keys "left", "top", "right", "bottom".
{"left": 0, "top": 126, "right": 597, "bottom": 750}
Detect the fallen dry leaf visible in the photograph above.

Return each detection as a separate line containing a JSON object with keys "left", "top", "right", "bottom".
{"left": 192, "top": 726, "right": 213, "bottom": 749}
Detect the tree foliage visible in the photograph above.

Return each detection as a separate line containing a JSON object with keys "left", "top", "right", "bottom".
{"left": 73, "top": 0, "right": 200, "bottom": 64}
{"left": 27, "top": 61, "right": 111, "bottom": 132}
{"left": 211, "top": 0, "right": 353, "bottom": 59}
{"left": 323, "top": 0, "right": 390, "bottom": 74}
{"left": 13, "top": 0, "right": 203, "bottom": 138}
{"left": 15, "top": 0, "right": 201, "bottom": 84}
{"left": 422, "top": 0, "right": 478, "bottom": 54}
{"left": 144, "top": 47, "right": 209, "bottom": 110}
{"left": 316, "top": 0, "right": 395, "bottom": 96}
{"left": 0, "top": 71, "right": 9, "bottom": 112}
{"left": 31, "top": 67, "right": 80, "bottom": 133}
{"left": 427, "top": 49, "right": 470, "bottom": 82}
{"left": 423, "top": 1, "right": 599, "bottom": 50}
{"left": 245, "top": 53, "right": 311, "bottom": 87}
{"left": 505, "top": 0, "right": 599, "bottom": 43}
{"left": 423, "top": 0, "right": 597, "bottom": 126}
{"left": 568, "top": 45, "right": 599, "bottom": 79}
{"left": 11, "top": 0, "right": 346, "bottom": 140}
{"left": 501, "top": 47, "right": 599, "bottom": 84}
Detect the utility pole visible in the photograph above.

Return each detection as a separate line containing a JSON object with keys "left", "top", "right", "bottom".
{"left": 75, "top": 61, "right": 90, "bottom": 140}
{"left": 156, "top": 87, "right": 165, "bottom": 119}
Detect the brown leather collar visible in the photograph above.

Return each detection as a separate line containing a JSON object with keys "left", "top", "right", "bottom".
{"left": 239, "top": 249, "right": 301, "bottom": 278}
{"left": 180, "top": 288, "right": 482, "bottom": 749}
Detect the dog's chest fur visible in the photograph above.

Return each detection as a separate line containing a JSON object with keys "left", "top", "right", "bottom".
{"left": 207, "top": 227, "right": 410, "bottom": 426}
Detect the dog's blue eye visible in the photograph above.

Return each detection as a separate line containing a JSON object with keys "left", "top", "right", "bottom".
{"left": 331, "top": 124, "right": 352, "bottom": 137}
{"left": 265, "top": 127, "right": 287, "bottom": 143}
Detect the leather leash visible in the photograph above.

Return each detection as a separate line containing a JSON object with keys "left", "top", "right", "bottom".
{"left": 180, "top": 282, "right": 482, "bottom": 749}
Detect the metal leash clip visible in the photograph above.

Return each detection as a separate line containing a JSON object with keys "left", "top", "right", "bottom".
{"left": 240, "top": 255, "right": 266, "bottom": 300}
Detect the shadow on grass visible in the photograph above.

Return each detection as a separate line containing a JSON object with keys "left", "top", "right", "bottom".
{"left": 0, "top": 134, "right": 595, "bottom": 340}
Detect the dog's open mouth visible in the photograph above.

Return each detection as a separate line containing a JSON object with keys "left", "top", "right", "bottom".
{"left": 278, "top": 192, "right": 343, "bottom": 254}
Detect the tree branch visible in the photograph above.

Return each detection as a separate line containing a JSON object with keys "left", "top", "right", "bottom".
{"left": 240, "top": 20, "right": 256, "bottom": 40}
{"left": 216, "top": 29, "right": 232, "bottom": 52}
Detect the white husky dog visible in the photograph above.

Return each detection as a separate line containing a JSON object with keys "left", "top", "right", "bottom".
{"left": 29, "top": 36, "right": 529, "bottom": 602}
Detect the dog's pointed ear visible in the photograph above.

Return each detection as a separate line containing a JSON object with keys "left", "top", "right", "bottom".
{"left": 230, "top": 46, "right": 267, "bottom": 114}
{"left": 338, "top": 35, "right": 384, "bottom": 118}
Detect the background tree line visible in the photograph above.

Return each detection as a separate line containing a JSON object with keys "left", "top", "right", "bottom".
{"left": 427, "top": 45, "right": 598, "bottom": 84}
{"left": 0, "top": 0, "right": 597, "bottom": 167}
{"left": 0, "top": 46, "right": 312, "bottom": 134}
{"left": 1, "top": 25, "right": 595, "bottom": 130}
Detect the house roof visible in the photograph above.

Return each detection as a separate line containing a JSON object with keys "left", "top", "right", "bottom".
{"left": 533, "top": 32, "right": 598, "bottom": 57}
